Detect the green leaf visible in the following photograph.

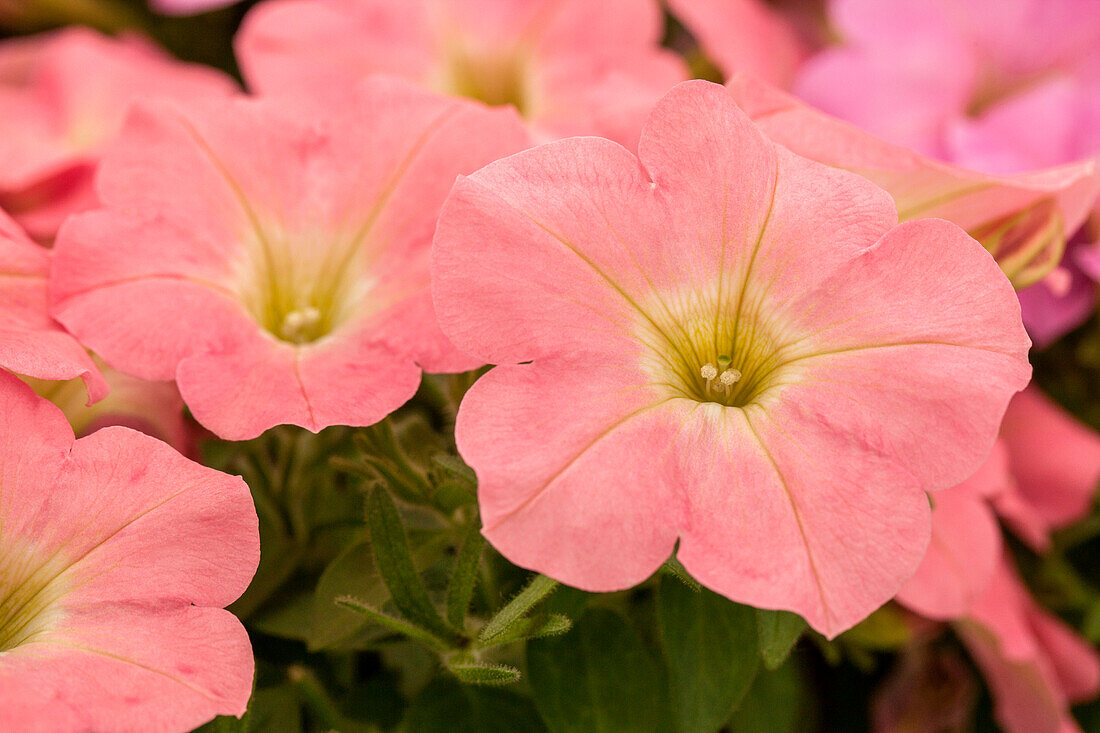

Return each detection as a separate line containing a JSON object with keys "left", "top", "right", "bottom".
{"left": 251, "top": 588, "right": 315, "bottom": 641}
{"left": 658, "top": 578, "right": 760, "bottom": 733}
{"left": 755, "top": 609, "right": 807, "bottom": 670}
{"left": 527, "top": 609, "right": 671, "bottom": 733}
{"left": 659, "top": 557, "right": 702, "bottom": 591}
{"left": 430, "top": 453, "right": 478, "bottom": 489}
{"left": 727, "top": 660, "right": 812, "bottom": 733}
{"left": 446, "top": 658, "right": 522, "bottom": 686}
{"left": 478, "top": 574, "right": 558, "bottom": 644}
{"left": 336, "top": 597, "right": 449, "bottom": 651}
{"left": 476, "top": 613, "right": 573, "bottom": 649}
{"left": 309, "top": 539, "right": 389, "bottom": 651}
{"left": 365, "top": 485, "right": 462, "bottom": 644}
{"left": 403, "top": 678, "right": 547, "bottom": 733}
{"left": 446, "top": 524, "right": 485, "bottom": 628}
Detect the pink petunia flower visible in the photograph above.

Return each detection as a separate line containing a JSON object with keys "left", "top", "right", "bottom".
{"left": 895, "top": 386, "right": 1100, "bottom": 619}
{"left": 431, "top": 80, "right": 1032, "bottom": 637}
{"left": 235, "top": 0, "right": 687, "bottom": 149}
{"left": 0, "top": 370, "right": 259, "bottom": 731}
{"left": 726, "top": 74, "right": 1100, "bottom": 289}
{"left": 956, "top": 555, "right": 1100, "bottom": 733}
{"left": 665, "top": 0, "right": 809, "bottom": 88}
{"left": 0, "top": 27, "right": 237, "bottom": 243}
{"left": 50, "top": 79, "right": 530, "bottom": 441}
{"left": 0, "top": 206, "right": 106, "bottom": 401}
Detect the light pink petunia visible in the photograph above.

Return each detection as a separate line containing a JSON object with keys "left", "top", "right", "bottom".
{"left": 0, "top": 206, "right": 106, "bottom": 401}
{"left": 235, "top": 0, "right": 687, "bottom": 149}
{"left": 431, "top": 80, "right": 1032, "bottom": 637}
{"left": 726, "top": 74, "right": 1100, "bottom": 289}
{"left": 51, "top": 79, "right": 529, "bottom": 441}
{"left": 956, "top": 555, "right": 1100, "bottom": 733}
{"left": 0, "top": 27, "right": 237, "bottom": 242}
{"left": 0, "top": 370, "right": 258, "bottom": 732}
{"left": 665, "top": 0, "right": 809, "bottom": 88}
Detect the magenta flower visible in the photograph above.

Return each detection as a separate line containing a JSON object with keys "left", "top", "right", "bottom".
{"left": 0, "top": 28, "right": 236, "bottom": 244}
{"left": 0, "top": 370, "right": 258, "bottom": 731}
{"left": 957, "top": 555, "right": 1100, "bottom": 733}
{"left": 726, "top": 74, "right": 1100, "bottom": 289}
{"left": 0, "top": 206, "right": 106, "bottom": 401}
{"left": 432, "top": 80, "right": 1032, "bottom": 636}
{"left": 235, "top": 0, "right": 687, "bottom": 148}
{"left": 51, "top": 80, "right": 529, "bottom": 440}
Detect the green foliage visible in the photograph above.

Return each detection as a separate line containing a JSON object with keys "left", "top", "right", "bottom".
{"left": 402, "top": 678, "right": 547, "bottom": 733}
{"left": 527, "top": 610, "right": 671, "bottom": 732}
{"left": 755, "top": 609, "right": 808, "bottom": 670}
{"left": 658, "top": 579, "right": 760, "bottom": 733}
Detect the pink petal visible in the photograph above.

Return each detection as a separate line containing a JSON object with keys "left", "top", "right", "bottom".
{"left": 0, "top": 210, "right": 106, "bottom": 401}
{"left": 895, "top": 479, "right": 1003, "bottom": 620}
{"left": 457, "top": 359, "right": 681, "bottom": 589}
{"left": 777, "top": 218, "right": 1031, "bottom": 489}
{"left": 995, "top": 386, "right": 1100, "bottom": 547}
{"left": 676, "top": 405, "right": 930, "bottom": 638}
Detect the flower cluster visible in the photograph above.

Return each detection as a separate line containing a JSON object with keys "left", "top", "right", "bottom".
{"left": 0, "top": 0, "right": 1098, "bottom": 731}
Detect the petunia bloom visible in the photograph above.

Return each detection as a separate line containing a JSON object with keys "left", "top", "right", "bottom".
{"left": 0, "top": 370, "right": 259, "bottom": 731}
{"left": 894, "top": 386, "right": 1100, "bottom": 619}
{"left": 51, "top": 79, "right": 529, "bottom": 441}
{"left": 0, "top": 27, "right": 237, "bottom": 242}
{"left": 431, "top": 80, "right": 1032, "bottom": 637}
{"left": 235, "top": 0, "right": 687, "bottom": 149}
{"left": 726, "top": 74, "right": 1100, "bottom": 289}
{"left": 0, "top": 205, "right": 106, "bottom": 401}
{"left": 956, "top": 555, "right": 1100, "bottom": 733}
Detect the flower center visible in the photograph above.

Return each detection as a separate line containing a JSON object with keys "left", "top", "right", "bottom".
{"left": 442, "top": 43, "right": 533, "bottom": 115}
{"left": 0, "top": 537, "right": 68, "bottom": 653}
{"left": 235, "top": 227, "right": 371, "bottom": 346}
{"left": 636, "top": 282, "right": 794, "bottom": 408}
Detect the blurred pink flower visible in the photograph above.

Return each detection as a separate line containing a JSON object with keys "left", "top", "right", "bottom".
{"left": 726, "top": 74, "right": 1100, "bottom": 289}
{"left": 51, "top": 80, "right": 529, "bottom": 440}
{"left": 895, "top": 386, "right": 1100, "bottom": 618}
{"left": 432, "top": 80, "right": 1031, "bottom": 637}
{"left": 957, "top": 555, "right": 1100, "bottom": 733}
{"left": 0, "top": 206, "right": 105, "bottom": 400}
{"left": 0, "top": 370, "right": 258, "bottom": 731}
{"left": 0, "top": 27, "right": 236, "bottom": 243}
{"left": 795, "top": 0, "right": 1100, "bottom": 343}
{"left": 666, "top": 0, "right": 808, "bottom": 87}
{"left": 235, "top": 0, "right": 687, "bottom": 148}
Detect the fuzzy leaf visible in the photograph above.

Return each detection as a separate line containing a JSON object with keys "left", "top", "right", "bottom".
{"left": 446, "top": 523, "right": 485, "bottom": 628}
{"left": 478, "top": 574, "right": 559, "bottom": 644}
{"left": 447, "top": 659, "right": 522, "bottom": 686}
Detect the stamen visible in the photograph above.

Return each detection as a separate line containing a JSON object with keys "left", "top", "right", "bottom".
{"left": 719, "top": 369, "right": 742, "bottom": 388}
{"left": 279, "top": 306, "right": 322, "bottom": 343}
{"left": 701, "top": 363, "right": 717, "bottom": 394}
